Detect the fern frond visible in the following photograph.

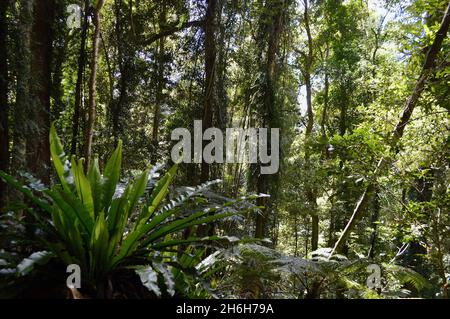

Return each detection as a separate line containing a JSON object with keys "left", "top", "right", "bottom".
{"left": 382, "top": 263, "right": 431, "bottom": 292}
{"left": 159, "top": 179, "right": 222, "bottom": 214}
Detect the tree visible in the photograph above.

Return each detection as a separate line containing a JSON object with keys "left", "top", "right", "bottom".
{"left": 84, "top": 0, "right": 105, "bottom": 170}
{"left": 151, "top": 0, "right": 167, "bottom": 164}
{"left": 51, "top": 0, "right": 69, "bottom": 122}
{"left": 296, "top": 0, "right": 319, "bottom": 251}
{"left": 330, "top": 1, "right": 450, "bottom": 257}
{"left": 0, "top": 0, "right": 9, "bottom": 206}
{"left": 201, "top": 0, "right": 217, "bottom": 183}
{"left": 254, "top": 0, "right": 286, "bottom": 239}
{"left": 71, "top": 0, "right": 90, "bottom": 156}
{"left": 27, "top": 0, "right": 55, "bottom": 184}
{"left": 11, "top": 0, "right": 33, "bottom": 179}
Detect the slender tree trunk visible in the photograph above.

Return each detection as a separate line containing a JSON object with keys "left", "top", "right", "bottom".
{"left": 321, "top": 44, "right": 329, "bottom": 140}
{"left": 339, "top": 94, "right": 347, "bottom": 136}
{"left": 328, "top": 206, "right": 335, "bottom": 247}
{"left": 51, "top": 40, "right": 67, "bottom": 121}
{"left": 71, "top": 0, "right": 89, "bottom": 156}
{"left": 51, "top": 0, "right": 68, "bottom": 122}
{"left": 151, "top": 1, "right": 166, "bottom": 164}
{"left": 201, "top": 0, "right": 217, "bottom": 183}
{"left": 304, "top": 216, "right": 309, "bottom": 256}
{"left": 300, "top": 0, "right": 318, "bottom": 251}
{"left": 330, "top": 2, "right": 450, "bottom": 257}
{"left": 0, "top": 0, "right": 9, "bottom": 206}
{"left": 429, "top": 167, "right": 449, "bottom": 298}
{"left": 322, "top": 46, "right": 332, "bottom": 246}
{"left": 112, "top": 0, "right": 124, "bottom": 145}
{"left": 195, "top": 0, "right": 218, "bottom": 240}
{"left": 294, "top": 213, "right": 299, "bottom": 256}
{"left": 366, "top": 29, "right": 383, "bottom": 260}
{"left": 367, "top": 188, "right": 380, "bottom": 259}
{"left": 215, "top": 0, "right": 229, "bottom": 134}
{"left": 84, "top": 0, "right": 105, "bottom": 170}
{"left": 305, "top": 71, "right": 318, "bottom": 250}
{"left": 431, "top": 213, "right": 448, "bottom": 298}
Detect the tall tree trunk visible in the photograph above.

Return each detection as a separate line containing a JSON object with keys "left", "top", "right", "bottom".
{"left": 151, "top": 1, "right": 167, "bottom": 164}
{"left": 215, "top": 0, "right": 229, "bottom": 132}
{"left": 255, "top": 0, "right": 284, "bottom": 239}
{"left": 320, "top": 44, "right": 329, "bottom": 140}
{"left": 0, "top": 0, "right": 9, "bottom": 207}
{"left": 26, "top": 0, "right": 54, "bottom": 184}
{"left": 51, "top": 1, "right": 68, "bottom": 122}
{"left": 294, "top": 213, "right": 299, "bottom": 256}
{"left": 330, "top": 2, "right": 450, "bottom": 257}
{"left": 338, "top": 91, "right": 347, "bottom": 136}
{"left": 11, "top": 0, "right": 33, "bottom": 179}
{"left": 112, "top": 0, "right": 125, "bottom": 145}
{"left": 302, "top": 0, "right": 318, "bottom": 251}
{"left": 213, "top": 0, "right": 230, "bottom": 185}
{"left": 195, "top": 0, "right": 218, "bottom": 240}
{"left": 84, "top": 0, "right": 105, "bottom": 170}
{"left": 321, "top": 45, "right": 333, "bottom": 247}
{"left": 51, "top": 39, "right": 67, "bottom": 122}
{"left": 71, "top": 0, "right": 89, "bottom": 156}
{"left": 201, "top": 0, "right": 217, "bottom": 183}
{"left": 367, "top": 187, "right": 380, "bottom": 259}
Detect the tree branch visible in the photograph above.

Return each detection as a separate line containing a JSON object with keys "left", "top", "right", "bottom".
{"left": 142, "top": 20, "right": 205, "bottom": 46}
{"left": 329, "top": 2, "right": 450, "bottom": 257}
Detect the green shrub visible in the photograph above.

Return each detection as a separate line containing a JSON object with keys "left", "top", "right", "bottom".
{"left": 0, "top": 125, "right": 242, "bottom": 297}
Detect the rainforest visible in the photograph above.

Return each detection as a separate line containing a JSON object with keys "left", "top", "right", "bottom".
{"left": 0, "top": 0, "right": 449, "bottom": 301}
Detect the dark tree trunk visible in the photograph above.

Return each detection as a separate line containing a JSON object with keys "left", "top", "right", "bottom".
{"left": 71, "top": 0, "right": 89, "bottom": 156}
{"left": 255, "top": 0, "right": 284, "bottom": 239}
{"left": 84, "top": 0, "right": 105, "bottom": 170}
{"left": 305, "top": 72, "right": 318, "bottom": 251}
{"left": 367, "top": 188, "right": 380, "bottom": 259}
{"left": 112, "top": 0, "right": 125, "bottom": 145}
{"left": 11, "top": 0, "right": 33, "bottom": 179}
{"left": 339, "top": 96, "right": 347, "bottom": 136}
{"left": 215, "top": 0, "right": 229, "bottom": 133}
{"left": 195, "top": 0, "right": 218, "bottom": 240}
{"left": 320, "top": 44, "right": 329, "bottom": 139}
{"left": 51, "top": 43, "right": 66, "bottom": 122}
{"left": 302, "top": 0, "right": 318, "bottom": 251}
{"left": 201, "top": 0, "right": 217, "bottom": 183}
{"left": 26, "top": 0, "right": 55, "bottom": 184}
{"left": 151, "top": 1, "right": 167, "bottom": 164}
{"left": 51, "top": 1, "right": 69, "bottom": 122}
{"left": 0, "top": 0, "right": 9, "bottom": 206}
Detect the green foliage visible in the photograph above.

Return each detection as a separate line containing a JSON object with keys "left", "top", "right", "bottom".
{"left": 198, "top": 243, "right": 283, "bottom": 298}
{"left": 0, "top": 125, "right": 247, "bottom": 296}
{"left": 195, "top": 245, "right": 432, "bottom": 299}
